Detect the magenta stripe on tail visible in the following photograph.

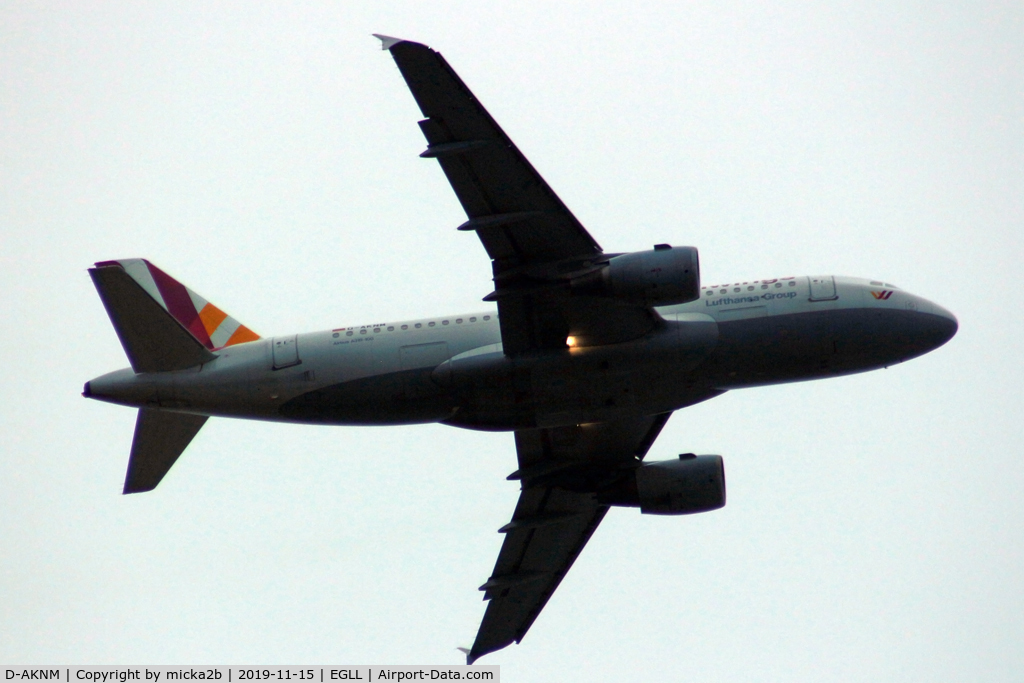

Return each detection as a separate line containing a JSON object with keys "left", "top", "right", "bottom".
{"left": 145, "top": 261, "right": 215, "bottom": 349}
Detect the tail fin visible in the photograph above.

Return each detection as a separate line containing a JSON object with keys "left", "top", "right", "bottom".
{"left": 89, "top": 259, "right": 260, "bottom": 373}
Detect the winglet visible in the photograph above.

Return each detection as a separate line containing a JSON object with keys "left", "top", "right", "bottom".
{"left": 372, "top": 34, "right": 406, "bottom": 51}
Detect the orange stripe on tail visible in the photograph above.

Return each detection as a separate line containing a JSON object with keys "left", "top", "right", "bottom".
{"left": 198, "top": 303, "right": 229, "bottom": 337}
{"left": 225, "top": 325, "right": 260, "bottom": 347}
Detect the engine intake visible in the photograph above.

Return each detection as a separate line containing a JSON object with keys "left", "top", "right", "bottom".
{"left": 572, "top": 245, "right": 700, "bottom": 306}
{"left": 600, "top": 454, "right": 726, "bottom": 515}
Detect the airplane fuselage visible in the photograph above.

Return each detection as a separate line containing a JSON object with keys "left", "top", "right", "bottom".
{"left": 86, "top": 275, "right": 957, "bottom": 431}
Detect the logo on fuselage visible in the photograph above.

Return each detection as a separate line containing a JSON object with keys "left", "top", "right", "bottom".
{"left": 871, "top": 290, "right": 893, "bottom": 300}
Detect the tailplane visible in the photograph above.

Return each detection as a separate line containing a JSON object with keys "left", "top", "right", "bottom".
{"left": 125, "top": 409, "right": 208, "bottom": 493}
{"left": 89, "top": 259, "right": 260, "bottom": 372}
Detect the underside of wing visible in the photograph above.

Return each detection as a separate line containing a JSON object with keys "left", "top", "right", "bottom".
{"left": 380, "top": 37, "right": 602, "bottom": 272}
{"left": 379, "top": 36, "right": 660, "bottom": 355}
{"left": 468, "top": 413, "right": 672, "bottom": 663}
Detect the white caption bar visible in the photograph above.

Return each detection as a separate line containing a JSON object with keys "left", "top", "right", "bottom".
{"left": 3, "top": 667, "right": 499, "bottom": 683}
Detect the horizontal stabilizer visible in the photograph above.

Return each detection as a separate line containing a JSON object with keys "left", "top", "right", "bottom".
{"left": 90, "top": 265, "right": 217, "bottom": 373}
{"left": 124, "top": 408, "right": 208, "bottom": 494}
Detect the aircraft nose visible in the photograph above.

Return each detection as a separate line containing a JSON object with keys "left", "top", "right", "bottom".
{"left": 857, "top": 293, "right": 958, "bottom": 365}
{"left": 928, "top": 301, "right": 958, "bottom": 348}
{"left": 913, "top": 296, "right": 958, "bottom": 356}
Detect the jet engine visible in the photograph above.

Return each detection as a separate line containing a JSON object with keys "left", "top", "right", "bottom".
{"left": 571, "top": 245, "right": 700, "bottom": 306}
{"left": 600, "top": 454, "right": 726, "bottom": 515}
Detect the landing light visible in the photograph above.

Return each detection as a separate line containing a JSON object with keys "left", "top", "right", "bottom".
{"left": 566, "top": 336, "right": 578, "bottom": 347}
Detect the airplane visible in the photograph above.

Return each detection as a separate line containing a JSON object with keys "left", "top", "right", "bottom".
{"left": 83, "top": 35, "right": 958, "bottom": 664}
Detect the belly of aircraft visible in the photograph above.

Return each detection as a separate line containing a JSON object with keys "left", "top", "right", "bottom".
{"left": 277, "top": 367, "right": 459, "bottom": 425}
{"left": 279, "top": 318, "right": 722, "bottom": 430}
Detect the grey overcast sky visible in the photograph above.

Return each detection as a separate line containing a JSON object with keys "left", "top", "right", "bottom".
{"left": 2, "top": 2, "right": 1022, "bottom": 680}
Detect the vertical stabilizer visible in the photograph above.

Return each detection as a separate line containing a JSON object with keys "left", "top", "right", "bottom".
{"left": 125, "top": 408, "right": 209, "bottom": 494}
{"left": 89, "top": 259, "right": 260, "bottom": 373}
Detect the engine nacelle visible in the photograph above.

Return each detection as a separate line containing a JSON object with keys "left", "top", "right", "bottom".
{"left": 604, "top": 454, "right": 725, "bottom": 515}
{"left": 572, "top": 245, "right": 700, "bottom": 306}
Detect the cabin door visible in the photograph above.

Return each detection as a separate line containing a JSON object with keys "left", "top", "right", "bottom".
{"left": 272, "top": 335, "right": 301, "bottom": 369}
{"left": 808, "top": 276, "right": 838, "bottom": 301}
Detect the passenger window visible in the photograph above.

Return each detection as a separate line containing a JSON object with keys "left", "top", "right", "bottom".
{"left": 415, "top": 323, "right": 422, "bottom": 329}
{"left": 761, "top": 285, "right": 768, "bottom": 289}
{"left": 387, "top": 326, "right": 394, "bottom": 332}
{"left": 428, "top": 322, "right": 436, "bottom": 327}
{"left": 346, "top": 331, "right": 353, "bottom": 336}
{"left": 442, "top": 320, "right": 449, "bottom": 325}
{"left": 373, "top": 328, "right": 380, "bottom": 333}
{"left": 360, "top": 329, "right": 367, "bottom": 335}
{"left": 788, "top": 281, "right": 795, "bottom": 286}
{"left": 456, "top": 318, "right": 463, "bottom": 324}
{"left": 332, "top": 332, "right": 339, "bottom": 338}
{"left": 484, "top": 315, "right": 491, "bottom": 321}
{"left": 470, "top": 317, "right": 477, "bottom": 322}
{"left": 747, "top": 286, "right": 754, "bottom": 291}
{"left": 401, "top": 324, "right": 408, "bottom": 330}
{"left": 774, "top": 283, "right": 781, "bottom": 288}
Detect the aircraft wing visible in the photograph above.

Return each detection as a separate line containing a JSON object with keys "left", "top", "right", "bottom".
{"left": 467, "top": 413, "right": 672, "bottom": 663}
{"left": 378, "top": 36, "right": 659, "bottom": 354}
